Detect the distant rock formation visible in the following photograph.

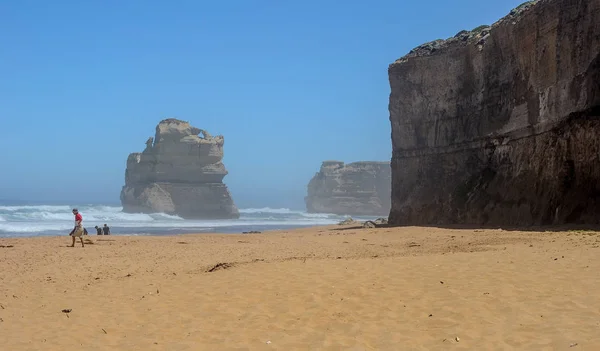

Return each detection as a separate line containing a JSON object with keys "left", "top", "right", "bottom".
{"left": 306, "top": 161, "right": 391, "bottom": 216}
{"left": 388, "top": 0, "right": 600, "bottom": 226}
{"left": 120, "top": 118, "right": 239, "bottom": 219}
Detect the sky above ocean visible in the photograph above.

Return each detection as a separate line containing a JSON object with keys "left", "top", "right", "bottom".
{"left": 0, "top": 0, "right": 525, "bottom": 208}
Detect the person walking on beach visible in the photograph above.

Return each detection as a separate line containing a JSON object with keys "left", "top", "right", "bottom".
{"left": 69, "top": 208, "right": 85, "bottom": 247}
{"left": 102, "top": 224, "right": 111, "bottom": 235}
{"left": 95, "top": 226, "right": 103, "bottom": 235}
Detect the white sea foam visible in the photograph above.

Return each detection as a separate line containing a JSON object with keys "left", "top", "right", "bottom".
{"left": 239, "top": 207, "right": 297, "bottom": 214}
{"left": 0, "top": 204, "right": 352, "bottom": 237}
{"left": 0, "top": 205, "right": 72, "bottom": 212}
{"left": 239, "top": 207, "right": 334, "bottom": 218}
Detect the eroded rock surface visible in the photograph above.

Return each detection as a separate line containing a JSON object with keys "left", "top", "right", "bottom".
{"left": 388, "top": 0, "right": 600, "bottom": 225}
{"left": 306, "top": 161, "right": 391, "bottom": 216}
{"left": 120, "top": 118, "right": 239, "bottom": 219}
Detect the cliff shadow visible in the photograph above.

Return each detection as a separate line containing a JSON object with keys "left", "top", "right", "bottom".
{"left": 330, "top": 226, "right": 365, "bottom": 231}
{"left": 329, "top": 223, "right": 394, "bottom": 231}
{"left": 383, "top": 223, "right": 600, "bottom": 233}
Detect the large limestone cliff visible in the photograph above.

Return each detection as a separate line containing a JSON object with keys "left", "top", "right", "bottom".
{"left": 306, "top": 161, "right": 391, "bottom": 216}
{"left": 388, "top": 0, "right": 600, "bottom": 226}
{"left": 120, "top": 118, "right": 239, "bottom": 219}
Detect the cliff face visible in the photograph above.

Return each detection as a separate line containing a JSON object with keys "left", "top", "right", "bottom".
{"left": 120, "top": 118, "right": 239, "bottom": 219}
{"left": 306, "top": 161, "right": 391, "bottom": 216}
{"left": 388, "top": 0, "right": 600, "bottom": 226}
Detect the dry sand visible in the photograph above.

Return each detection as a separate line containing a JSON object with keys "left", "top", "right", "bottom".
{"left": 1, "top": 225, "right": 600, "bottom": 350}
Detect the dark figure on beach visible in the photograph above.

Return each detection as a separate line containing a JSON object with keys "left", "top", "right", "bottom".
{"left": 102, "top": 224, "right": 111, "bottom": 235}
{"left": 68, "top": 208, "right": 85, "bottom": 247}
{"left": 95, "top": 226, "right": 103, "bottom": 235}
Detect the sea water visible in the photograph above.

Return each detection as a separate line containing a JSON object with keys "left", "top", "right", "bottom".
{"left": 0, "top": 204, "right": 365, "bottom": 238}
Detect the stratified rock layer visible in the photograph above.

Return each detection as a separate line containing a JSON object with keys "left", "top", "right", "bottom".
{"left": 388, "top": 0, "right": 600, "bottom": 226}
{"left": 306, "top": 161, "right": 391, "bottom": 216}
{"left": 120, "top": 118, "right": 239, "bottom": 219}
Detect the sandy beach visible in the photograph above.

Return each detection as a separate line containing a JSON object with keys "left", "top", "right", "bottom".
{"left": 1, "top": 225, "right": 600, "bottom": 350}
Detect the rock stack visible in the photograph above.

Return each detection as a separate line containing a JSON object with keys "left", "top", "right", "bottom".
{"left": 306, "top": 161, "right": 391, "bottom": 216}
{"left": 120, "top": 118, "right": 239, "bottom": 219}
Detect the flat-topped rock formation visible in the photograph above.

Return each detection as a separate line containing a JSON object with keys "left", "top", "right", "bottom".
{"left": 120, "top": 118, "right": 239, "bottom": 219}
{"left": 388, "top": 0, "right": 600, "bottom": 226}
{"left": 305, "top": 161, "right": 391, "bottom": 216}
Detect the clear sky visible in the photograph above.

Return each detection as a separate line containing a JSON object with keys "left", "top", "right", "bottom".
{"left": 0, "top": 0, "right": 526, "bottom": 209}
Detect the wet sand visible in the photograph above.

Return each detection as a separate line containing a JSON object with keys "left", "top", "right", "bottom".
{"left": 1, "top": 225, "right": 599, "bottom": 350}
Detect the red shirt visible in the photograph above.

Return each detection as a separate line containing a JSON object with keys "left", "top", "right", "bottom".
{"left": 75, "top": 213, "right": 82, "bottom": 222}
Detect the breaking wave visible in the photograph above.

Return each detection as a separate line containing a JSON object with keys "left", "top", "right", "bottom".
{"left": 0, "top": 204, "right": 353, "bottom": 237}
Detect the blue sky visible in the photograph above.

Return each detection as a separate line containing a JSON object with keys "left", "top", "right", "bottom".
{"left": 0, "top": 0, "right": 525, "bottom": 209}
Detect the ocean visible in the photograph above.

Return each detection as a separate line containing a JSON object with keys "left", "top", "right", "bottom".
{"left": 0, "top": 204, "right": 364, "bottom": 238}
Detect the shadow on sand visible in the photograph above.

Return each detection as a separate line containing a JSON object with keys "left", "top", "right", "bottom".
{"left": 330, "top": 223, "right": 600, "bottom": 233}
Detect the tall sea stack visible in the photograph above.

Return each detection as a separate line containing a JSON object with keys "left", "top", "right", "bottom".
{"left": 388, "top": 0, "right": 600, "bottom": 226}
{"left": 120, "top": 118, "right": 239, "bottom": 219}
{"left": 305, "top": 161, "right": 391, "bottom": 216}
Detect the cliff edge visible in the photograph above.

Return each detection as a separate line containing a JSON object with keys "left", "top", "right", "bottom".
{"left": 306, "top": 161, "right": 391, "bottom": 216}
{"left": 120, "top": 118, "right": 239, "bottom": 219}
{"left": 388, "top": 0, "right": 600, "bottom": 225}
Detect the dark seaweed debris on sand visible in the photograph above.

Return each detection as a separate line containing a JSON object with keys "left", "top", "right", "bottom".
{"left": 206, "top": 263, "right": 233, "bottom": 272}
